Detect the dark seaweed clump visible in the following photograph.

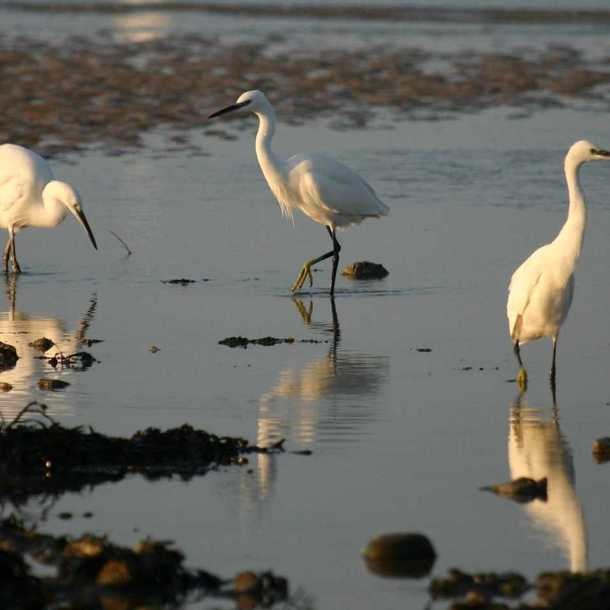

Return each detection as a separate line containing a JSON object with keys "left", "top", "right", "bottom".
{"left": 0, "top": 514, "right": 291, "bottom": 610}
{"left": 430, "top": 567, "right": 610, "bottom": 609}
{"left": 0, "top": 403, "right": 256, "bottom": 503}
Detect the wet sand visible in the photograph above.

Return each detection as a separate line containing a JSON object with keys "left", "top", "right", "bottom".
{"left": 0, "top": 34, "right": 609, "bottom": 155}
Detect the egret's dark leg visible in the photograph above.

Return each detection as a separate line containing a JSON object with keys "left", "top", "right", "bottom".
{"left": 327, "top": 226, "right": 341, "bottom": 296}
{"left": 290, "top": 226, "right": 339, "bottom": 294}
{"left": 10, "top": 230, "right": 21, "bottom": 274}
{"left": 550, "top": 336, "right": 558, "bottom": 396}
{"left": 3, "top": 235, "right": 11, "bottom": 273}
{"left": 513, "top": 340, "right": 528, "bottom": 389}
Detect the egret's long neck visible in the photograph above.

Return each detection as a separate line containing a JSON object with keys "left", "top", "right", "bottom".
{"left": 29, "top": 189, "right": 66, "bottom": 228}
{"left": 255, "top": 107, "right": 282, "bottom": 180}
{"left": 554, "top": 156, "right": 586, "bottom": 261}
{"left": 254, "top": 107, "right": 293, "bottom": 217}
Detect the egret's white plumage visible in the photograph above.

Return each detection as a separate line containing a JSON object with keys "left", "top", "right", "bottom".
{"left": 507, "top": 140, "right": 610, "bottom": 386}
{"left": 209, "top": 90, "right": 388, "bottom": 294}
{"left": 0, "top": 143, "right": 97, "bottom": 273}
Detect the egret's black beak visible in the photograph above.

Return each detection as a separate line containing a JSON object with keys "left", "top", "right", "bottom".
{"left": 593, "top": 148, "right": 610, "bottom": 158}
{"left": 75, "top": 208, "right": 98, "bottom": 250}
{"left": 208, "top": 100, "right": 250, "bottom": 119}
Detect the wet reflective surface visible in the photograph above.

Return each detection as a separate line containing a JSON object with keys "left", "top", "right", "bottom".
{"left": 1, "top": 6, "right": 610, "bottom": 610}
{"left": 508, "top": 392, "right": 587, "bottom": 572}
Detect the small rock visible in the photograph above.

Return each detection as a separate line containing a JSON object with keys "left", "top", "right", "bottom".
{"left": 480, "top": 477, "right": 547, "bottom": 503}
{"left": 0, "top": 382, "right": 12, "bottom": 392}
{"left": 96, "top": 559, "right": 132, "bottom": 586}
{"left": 149, "top": 345, "right": 161, "bottom": 353}
{"left": 415, "top": 348, "right": 432, "bottom": 352}
{"left": 0, "top": 341, "right": 18, "bottom": 371}
{"left": 38, "top": 378, "right": 70, "bottom": 390}
{"left": 341, "top": 261, "right": 389, "bottom": 280}
{"left": 235, "top": 571, "right": 259, "bottom": 593}
{"left": 28, "top": 337, "right": 55, "bottom": 352}
{"left": 363, "top": 532, "right": 436, "bottom": 578}
{"left": 593, "top": 437, "right": 610, "bottom": 463}
{"left": 64, "top": 536, "right": 105, "bottom": 558}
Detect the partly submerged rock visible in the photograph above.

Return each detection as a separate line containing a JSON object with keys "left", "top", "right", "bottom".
{"left": 341, "top": 261, "right": 389, "bottom": 280}
{"left": 0, "top": 341, "right": 18, "bottom": 371}
{"left": 363, "top": 533, "right": 436, "bottom": 578}
{"left": 480, "top": 477, "right": 547, "bottom": 503}
{"left": 593, "top": 437, "right": 610, "bottom": 463}
{"left": 28, "top": 337, "right": 55, "bottom": 352}
{"left": 38, "top": 378, "right": 70, "bottom": 391}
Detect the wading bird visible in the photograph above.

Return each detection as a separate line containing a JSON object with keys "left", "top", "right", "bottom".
{"left": 507, "top": 140, "right": 610, "bottom": 388}
{"left": 208, "top": 90, "right": 389, "bottom": 294}
{"left": 0, "top": 144, "right": 97, "bottom": 273}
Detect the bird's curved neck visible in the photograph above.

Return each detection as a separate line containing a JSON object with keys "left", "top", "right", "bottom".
{"left": 254, "top": 107, "right": 285, "bottom": 192}
{"left": 555, "top": 157, "right": 586, "bottom": 260}
{"left": 29, "top": 190, "right": 66, "bottom": 228}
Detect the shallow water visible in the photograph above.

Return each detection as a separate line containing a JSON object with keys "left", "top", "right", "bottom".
{"left": 0, "top": 106, "right": 609, "bottom": 607}
{"left": 2, "top": 4, "right": 610, "bottom": 609}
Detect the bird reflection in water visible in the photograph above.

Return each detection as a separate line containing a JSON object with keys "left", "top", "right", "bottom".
{"left": 509, "top": 390, "right": 587, "bottom": 572}
{"left": 0, "top": 275, "right": 98, "bottom": 419}
{"left": 239, "top": 297, "right": 388, "bottom": 518}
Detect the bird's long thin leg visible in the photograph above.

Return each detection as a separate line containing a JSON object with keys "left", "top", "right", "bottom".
{"left": 291, "top": 227, "right": 339, "bottom": 294}
{"left": 513, "top": 341, "right": 528, "bottom": 389}
{"left": 550, "top": 336, "right": 558, "bottom": 397}
{"left": 328, "top": 226, "right": 341, "bottom": 296}
{"left": 10, "top": 229, "right": 21, "bottom": 274}
{"left": 3, "top": 235, "right": 12, "bottom": 274}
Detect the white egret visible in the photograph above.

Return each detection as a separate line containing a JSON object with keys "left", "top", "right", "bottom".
{"left": 208, "top": 90, "right": 389, "bottom": 294}
{"left": 0, "top": 144, "right": 97, "bottom": 273}
{"left": 507, "top": 140, "right": 610, "bottom": 387}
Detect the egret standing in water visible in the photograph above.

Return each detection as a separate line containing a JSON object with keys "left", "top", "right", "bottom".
{"left": 507, "top": 140, "right": 610, "bottom": 388}
{"left": 0, "top": 144, "right": 97, "bottom": 273}
{"left": 208, "top": 90, "right": 389, "bottom": 294}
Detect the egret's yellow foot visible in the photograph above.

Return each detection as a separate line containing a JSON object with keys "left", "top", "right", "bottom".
{"left": 291, "top": 262, "right": 314, "bottom": 293}
{"left": 517, "top": 367, "right": 528, "bottom": 390}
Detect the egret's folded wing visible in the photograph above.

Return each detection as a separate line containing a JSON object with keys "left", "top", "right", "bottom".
{"left": 0, "top": 173, "right": 25, "bottom": 212}
{"left": 507, "top": 246, "right": 548, "bottom": 336}
{"left": 295, "top": 156, "right": 388, "bottom": 219}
